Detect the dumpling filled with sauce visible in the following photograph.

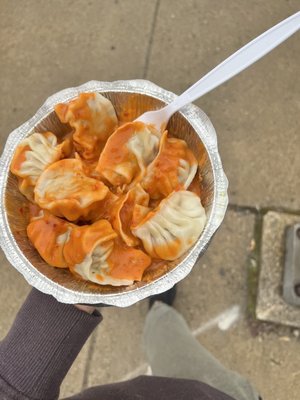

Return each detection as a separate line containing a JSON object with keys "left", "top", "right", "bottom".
{"left": 34, "top": 158, "right": 109, "bottom": 221}
{"left": 27, "top": 212, "right": 73, "bottom": 268}
{"left": 132, "top": 190, "right": 206, "bottom": 260}
{"left": 96, "top": 121, "right": 160, "bottom": 187}
{"left": 111, "top": 184, "right": 150, "bottom": 246}
{"left": 141, "top": 131, "right": 198, "bottom": 199}
{"left": 10, "top": 132, "right": 72, "bottom": 201}
{"left": 55, "top": 92, "right": 118, "bottom": 160}
{"left": 66, "top": 221, "right": 151, "bottom": 286}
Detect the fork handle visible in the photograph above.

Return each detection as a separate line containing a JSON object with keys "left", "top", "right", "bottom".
{"left": 166, "top": 11, "right": 300, "bottom": 114}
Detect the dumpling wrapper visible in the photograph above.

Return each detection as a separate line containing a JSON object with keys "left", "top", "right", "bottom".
{"left": 132, "top": 190, "right": 206, "bottom": 261}
{"left": 96, "top": 121, "right": 160, "bottom": 187}
{"left": 66, "top": 222, "right": 151, "bottom": 286}
{"left": 27, "top": 212, "right": 72, "bottom": 268}
{"left": 34, "top": 158, "right": 109, "bottom": 221}
{"left": 55, "top": 92, "right": 118, "bottom": 160}
{"left": 10, "top": 132, "right": 72, "bottom": 201}
{"left": 111, "top": 184, "right": 149, "bottom": 246}
{"left": 87, "top": 189, "right": 119, "bottom": 223}
{"left": 142, "top": 131, "right": 198, "bottom": 199}
{"left": 64, "top": 219, "right": 117, "bottom": 269}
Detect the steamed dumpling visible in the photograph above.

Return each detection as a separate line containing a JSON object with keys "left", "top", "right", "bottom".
{"left": 66, "top": 222, "right": 151, "bottom": 286}
{"left": 64, "top": 219, "right": 117, "bottom": 280}
{"left": 10, "top": 132, "right": 72, "bottom": 201}
{"left": 96, "top": 121, "right": 160, "bottom": 187}
{"left": 10, "top": 131, "right": 71, "bottom": 182}
{"left": 141, "top": 131, "right": 198, "bottom": 199}
{"left": 27, "top": 212, "right": 72, "bottom": 268}
{"left": 111, "top": 184, "right": 150, "bottom": 246}
{"left": 132, "top": 190, "right": 206, "bottom": 260}
{"left": 55, "top": 92, "right": 118, "bottom": 160}
{"left": 34, "top": 158, "right": 109, "bottom": 221}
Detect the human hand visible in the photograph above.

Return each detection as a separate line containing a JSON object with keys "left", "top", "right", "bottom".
{"left": 75, "top": 304, "right": 97, "bottom": 314}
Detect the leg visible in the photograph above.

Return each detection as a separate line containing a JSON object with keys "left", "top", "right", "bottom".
{"left": 143, "top": 302, "right": 260, "bottom": 400}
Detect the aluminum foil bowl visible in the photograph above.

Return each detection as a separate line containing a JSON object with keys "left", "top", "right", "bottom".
{"left": 0, "top": 80, "right": 228, "bottom": 307}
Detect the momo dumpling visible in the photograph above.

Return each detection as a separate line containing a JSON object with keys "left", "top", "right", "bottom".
{"left": 142, "top": 131, "right": 198, "bottom": 199}
{"left": 132, "top": 190, "right": 206, "bottom": 260}
{"left": 34, "top": 158, "right": 109, "bottom": 221}
{"left": 66, "top": 221, "right": 151, "bottom": 286}
{"left": 96, "top": 121, "right": 160, "bottom": 187}
{"left": 111, "top": 184, "right": 150, "bottom": 246}
{"left": 10, "top": 131, "right": 71, "bottom": 182}
{"left": 27, "top": 212, "right": 73, "bottom": 268}
{"left": 55, "top": 92, "right": 118, "bottom": 160}
{"left": 10, "top": 132, "right": 72, "bottom": 201}
{"left": 64, "top": 220, "right": 117, "bottom": 279}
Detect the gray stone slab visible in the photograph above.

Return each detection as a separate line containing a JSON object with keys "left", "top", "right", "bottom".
{"left": 256, "top": 211, "right": 300, "bottom": 327}
{"left": 0, "top": 0, "right": 157, "bottom": 153}
{"left": 147, "top": 0, "right": 300, "bottom": 209}
{"left": 197, "top": 319, "right": 300, "bottom": 400}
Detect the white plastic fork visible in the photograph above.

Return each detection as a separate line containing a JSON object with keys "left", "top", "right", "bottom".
{"left": 136, "top": 11, "right": 300, "bottom": 132}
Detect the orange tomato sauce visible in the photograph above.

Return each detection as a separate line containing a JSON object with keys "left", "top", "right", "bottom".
{"left": 142, "top": 131, "right": 197, "bottom": 199}
{"left": 119, "top": 194, "right": 135, "bottom": 238}
{"left": 97, "top": 121, "right": 144, "bottom": 168}
{"left": 107, "top": 239, "right": 151, "bottom": 281}
{"left": 27, "top": 213, "right": 70, "bottom": 268}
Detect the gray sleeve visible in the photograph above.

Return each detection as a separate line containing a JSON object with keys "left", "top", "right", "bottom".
{"left": 0, "top": 288, "right": 102, "bottom": 400}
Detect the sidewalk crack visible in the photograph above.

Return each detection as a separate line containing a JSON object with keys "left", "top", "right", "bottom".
{"left": 143, "top": 0, "right": 161, "bottom": 79}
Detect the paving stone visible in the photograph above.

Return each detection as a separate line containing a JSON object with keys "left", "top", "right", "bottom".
{"left": 256, "top": 211, "right": 300, "bottom": 327}
{"left": 0, "top": 0, "right": 157, "bottom": 153}
{"left": 197, "top": 319, "right": 300, "bottom": 400}
{"left": 147, "top": 0, "right": 300, "bottom": 209}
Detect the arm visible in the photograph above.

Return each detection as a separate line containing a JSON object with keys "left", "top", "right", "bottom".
{"left": 0, "top": 288, "right": 102, "bottom": 400}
